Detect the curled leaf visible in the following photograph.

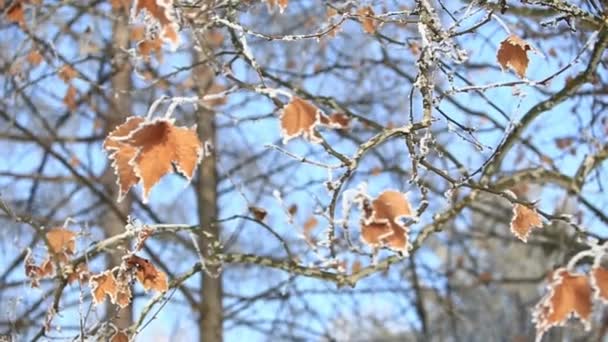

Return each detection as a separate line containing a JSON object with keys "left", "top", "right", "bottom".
{"left": 497, "top": 35, "right": 533, "bottom": 78}
{"left": 360, "top": 190, "right": 413, "bottom": 254}
{"left": 125, "top": 255, "right": 168, "bottom": 293}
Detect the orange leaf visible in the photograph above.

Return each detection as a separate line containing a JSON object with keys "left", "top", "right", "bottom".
{"left": 360, "top": 190, "right": 413, "bottom": 253}
{"left": 58, "top": 65, "right": 78, "bottom": 83}
{"left": 7, "top": 1, "right": 25, "bottom": 27}
{"left": 134, "top": 0, "right": 180, "bottom": 47}
{"left": 104, "top": 117, "right": 145, "bottom": 201}
{"left": 66, "top": 263, "right": 89, "bottom": 284}
{"left": 124, "top": 118, "right": 203, "bottom": 202}
{"left": 510, "top": 203, "right": 543, "bottom": 242}
{"left": 27, "top": 50, "right": 43, "bottom": 66}
{"left": 137, "top": 38, "right": 163, "bottom": 61}
{"left": 63, "top": 85, "right": 78, "bottom": 110}
{"left": 125, "top": 255, "right": 168, "bottom": 293}
{"left": 280, "top": 97, "right": 324, "bottom": 143}
{"left": 358, "top": 6, "right": 377, "bottom": 34}
{"left": 591, "top": 267, "right": 608, "bottom": 303}
{"left": 89, "top": 271, "right": 119, "bottom": 305}
{"left": 497, "top": 35, "right": 533, "bottom": 78}
{"left": 110, "top": 330, "right": 130, "bottom": 342}
{"left": 46, "top": 228, "right": 76, "bottom": 255}
{"left": 104, "top": 116, "right": 203, "bottom": 203}
{"left": 532, "top": 268, "right": 592, "bottom": 337}
{"left": 303, "top": 216, "right": 318, "bottom": 234}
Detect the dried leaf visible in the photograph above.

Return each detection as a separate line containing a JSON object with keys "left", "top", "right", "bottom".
{"left": 264, "top": 0, "right": 288, "bottom": 13}
{"left": 133, "top": 0, "right": 180, "bottom": 47}
{"left": 510, "top": 203, "right": 543, "bottom": 242}
{"left": 125, "top": 255, "right": 168, "bottom": 293}
{"left": 46, "top": 228, "right": 76, "bottom": 255}
{"left": 27, "top": 50, "right": 43, "bottom": 66}
{"left": 249, "top": 206, "right": 268, "bottom": 221}
{"left": 66, "top": 263, "right": 89, "bottom": 284}
{"left": 90, "top": 271, "right": 119, "bottom": 305}
{"left": 358, "top": 6, "right": 377, "bottom": 34}
{"left": 592, "top": 267, "right": 608, "bottom": 303}
{"left": 497, "top": 35, "right": 533, "bottom": 78}
{"left": 104, "top": 117, "right": 203, "bottom": 203}
{"left": 110, "top": 330, "right": 130, "bottom": 342}
{"left": 280, "top": 97, "right": 324, "bottom": 143}
{"left": 137, "top": 38, "right": 163, "bottom": 61}
{"left": 533, "top": 268, "right": 592, "bottom": 337}
{"left": 7, "top": 1, "right": 25, "bottom": 27}
{"left": 63, "top": 85, "right": 78, "bottom": 110}
{"left": 24, "top": 249, "right": 54, "bottom": 287}
{"left": 360, "top": 190, "right": 413, "bottom": 253}
{"left": 103, "top": 117, "right": 145, "bottom": 201}
{"left": 58, "top": 65, "right": 78, "bottom": 83}
{"left": 123, "top": 118, "right": 203, "bottom": 203}
{"left": 303, "top": 216, "right": 318, "bottom": 234}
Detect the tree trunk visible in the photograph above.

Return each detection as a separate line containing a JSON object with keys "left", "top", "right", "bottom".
{"left": 102, "top": 10, "right": 132, "bottom": 329}
{"left": 194, "top": 52, "right": 223, "bottom": 342}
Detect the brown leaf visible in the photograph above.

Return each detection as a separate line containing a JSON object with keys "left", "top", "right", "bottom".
{"left": 592, "top": 267, "right": 608, "bottom": 303}
{"left": 24, "top": 249, "right": 54, "bottom": 287}
{"left": 497, "top": 35, "right": 533, "bottom": 78}
{"left": 7, "top": 1, "right": 25, "bottom": 27}
{"left": 133, "top": 0, "right": 180, "bottom": 47}
{"left": 66, "top": 263, "right": 89, "bottom": 284}
{"left": 104, "top": 117, "right": 145, "bottom": 201}
{"left": 303, "top": 216, "right": 318, "bottom": 235}
{"left": 249, "top": 206, "right": 268, "bottom": 221}
{"left": 110, "top": 330, "right": 130, "bottom": 342}
{"left": 124, "top": 118, "right": 203, "bottom": 202}
{"left": 130, "top": 25, "right": 146, "bottom": 42}
{"left": 137, "top": 38, "right": 163, "bottom": 62}
{"left": 58, "top": 65, "right": 78, "bottom": 83}
{"left": 510, "top": 203, "right": 543, "bottom": 242}
{"left": 46, "top": 228, "right": 76, "bottom": 255}
{"left": 533, "top": 268, "right": 592, "bottom": 337}
{"left": 360, "top": 190, "right": 413, "bottom": 253}
{"left": 125, "top": 255, "right": 168, "bottom": 293}
{"left": 103, "top": 116, "right": 203, "bottom": 203}
{"left": 63, "top": 85, "right": 78, "bottom": 110}
{"left": 90, "top": 271, "right": 119, "bottom": 305}
{"left": 280, "top": 97, "right": 324, "bottom": 143}
{"left": 27, "top": 50, "right": 43, "bottom": 66}
{"left": 358, "top": 6, "right": 377, "bottom": 34}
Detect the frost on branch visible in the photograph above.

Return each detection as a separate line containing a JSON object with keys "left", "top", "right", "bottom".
{"left": 510, "top": 203, "right": 543, "bottom": 242}
{"left": 103, "top": 116, "right": 203, "bottom": 203}
{"left": 360, "top": 190, "right": 414, "bottom": 254}
{"left": 497, "top": 35, "right": 534, "bottom": 78}
{"left": 532, "top": 268, "right": 592, "bottom": 339}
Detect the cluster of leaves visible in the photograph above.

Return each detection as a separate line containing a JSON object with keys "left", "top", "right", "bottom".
{"left": 532, "top": 242, "right": 608, "bottom": 339}
{"left": 25, "top": 225, "right": 167, "bottom": 314}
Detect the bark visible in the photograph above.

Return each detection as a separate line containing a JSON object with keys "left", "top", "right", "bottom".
{"left": 194, "top": 51, "right": 223, "bottom": 341}
{"left": 101, "top": 11, "right": 133, "bottom": 329}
